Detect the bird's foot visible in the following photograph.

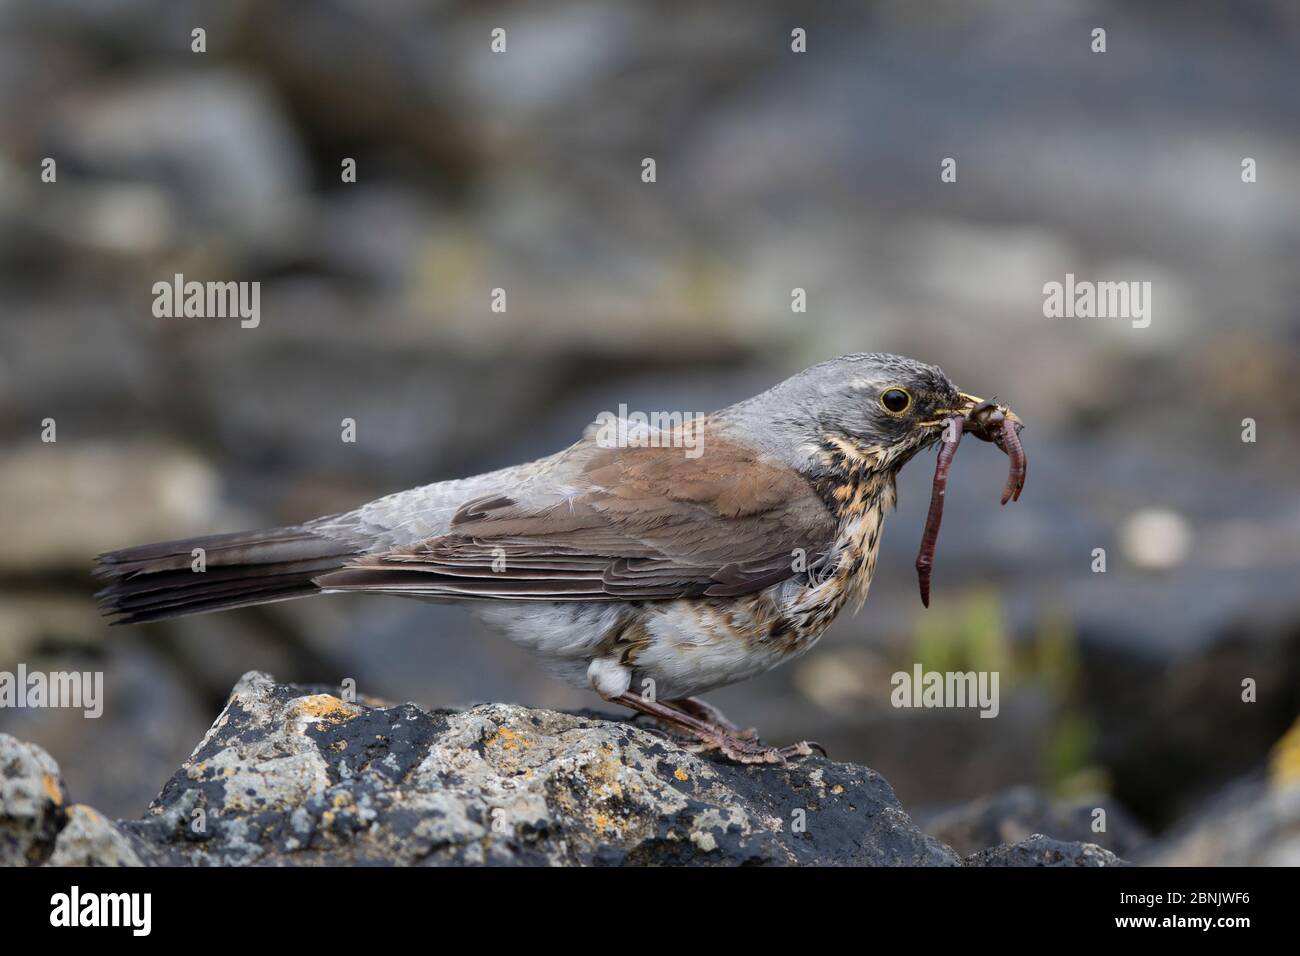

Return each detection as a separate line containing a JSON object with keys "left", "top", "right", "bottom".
{"left": 713, "top": 735, "right": 826, "bottom": 765}
{"left": 604, "top": 691, "right": 826, "bottom": 765}
{"left": 680, "top": 726, "right": 827, "bottom": 764}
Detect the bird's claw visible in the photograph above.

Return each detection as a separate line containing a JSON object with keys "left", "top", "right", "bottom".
{"left": 717, "top": 736, "right": 823, "bottom": 765}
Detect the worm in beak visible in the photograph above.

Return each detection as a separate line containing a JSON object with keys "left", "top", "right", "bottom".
{"left": 915, "top": 416, "right": 962, "bottom": 608}
{"left": 996, "top": 416, "right": 1026, "bottom": 505}
{"left": 915, "top": 397, "right": 1026, "bottom": 607}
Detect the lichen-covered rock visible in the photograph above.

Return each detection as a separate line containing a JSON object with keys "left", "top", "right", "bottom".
{"left": 0, "top": 733, "right": 70, "bottom": 865}
{"left": 45, "top": 804, "right": 145, "bottom": 867}
{"left": 2, "top": 672, "right": 1130, "bottom": 866}
{"left": 118, "top": 672, "right": 959, "bottom": 865}
{"left": 963, "top": 834, "right": 1126, "bottom": 867}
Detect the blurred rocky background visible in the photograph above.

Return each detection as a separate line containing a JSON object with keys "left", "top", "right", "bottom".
{"left": 1, "top": 0, "right": 1298, "bottom": 859}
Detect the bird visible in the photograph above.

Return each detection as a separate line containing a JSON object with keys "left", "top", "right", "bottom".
{"left": 94, "top": 352, "right": 1022, "bottom": 763}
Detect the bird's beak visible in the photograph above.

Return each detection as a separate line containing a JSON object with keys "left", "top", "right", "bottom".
{"left": 955, "top": 393, "right": 1022, "bottom": 442}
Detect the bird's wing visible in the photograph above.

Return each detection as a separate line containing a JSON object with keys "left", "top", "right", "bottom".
{"left": 314, "top": 432, "right": 835, "bottom": 601}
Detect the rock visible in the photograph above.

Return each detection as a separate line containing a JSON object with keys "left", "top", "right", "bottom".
{"left": 920, "top": 785, "right": 1148, "bottom": 859}
{"left": 0, "top": 440, "right": 225, "bottom": 573}
{"left": 48, "top": 70, "right": 311, "bottom": 255}
{"left": 963, "top": 834, "right": 1126, "bottom": 867}
{"left": 0, "top": 734, "right": 69, "bottom": 865}
{"left": 1078, "top": 609, "right": 1300, "bottom": 827}
{"left": 0, "top": 671, "right": 1128, "bottom": 866}
{"left": 1146, "top": 778, "right": 1300, "bottom": 866}
{"left": 45, "top": 804, "right": 144, "bottom": 867}
{"left": 120, "top": 672, "right": 958, "bottom": 866}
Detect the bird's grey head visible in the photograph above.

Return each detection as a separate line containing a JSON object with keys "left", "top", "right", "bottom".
{"left": 717, "top": 353, "right": 967, "bottom": 477}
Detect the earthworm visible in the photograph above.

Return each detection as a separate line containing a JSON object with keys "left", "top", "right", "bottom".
{"left": 915, "top": 404, "right": 1027, "bottom": 606}
{"left": 998, "top": 416, "right": 1026, "bottom": 505}
{"left": 915, "top": 416, "right": 963, "bottom": 608}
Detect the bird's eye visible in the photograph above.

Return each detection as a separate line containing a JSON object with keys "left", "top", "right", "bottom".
{"left": 880, "top": 387, "right": 912, "bottom": 414}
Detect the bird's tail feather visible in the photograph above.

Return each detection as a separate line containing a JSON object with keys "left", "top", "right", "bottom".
{"left": 93, "top": 526, "right": 360, "bottom": 625}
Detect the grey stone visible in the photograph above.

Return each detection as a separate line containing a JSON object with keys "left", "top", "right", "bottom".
{"left": 2, "top": 671, "right": 1133, "bottom": 866}
{"left": 0, "top": 733, "right": 69, "bottom": 865}
{"left": 964, "top": 834, "right": 1126, "bottom": 867}
{"left": 45, "top": 804, "right": 145, "bottom": 867}
{"left": 920, "top": 785, "right": 1148, "bottom": 859}
{"left": 1146, "top": 778, "right": 1300, "bottom": 867}
{"left": 118, "top": 672, "right": 960, "bottom": 865}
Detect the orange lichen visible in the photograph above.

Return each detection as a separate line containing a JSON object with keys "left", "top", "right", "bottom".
{"left": 294, "top": 694, "right": 358, "bottom": 723}
{"left": 41, "top": 774, "right": 62, "bottom": 805}
{"left": 488, "top": 727, "right": 530, "bottom": 751}
{"left": 582, "top": 753, "right": 625, "bottom": 799}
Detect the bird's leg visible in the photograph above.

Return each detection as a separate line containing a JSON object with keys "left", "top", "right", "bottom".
{"left": 603, "top": 692, "right": 824, "bottom": 765}
{"left": 667, "top": 697, "right": 758, "bottom": 741}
